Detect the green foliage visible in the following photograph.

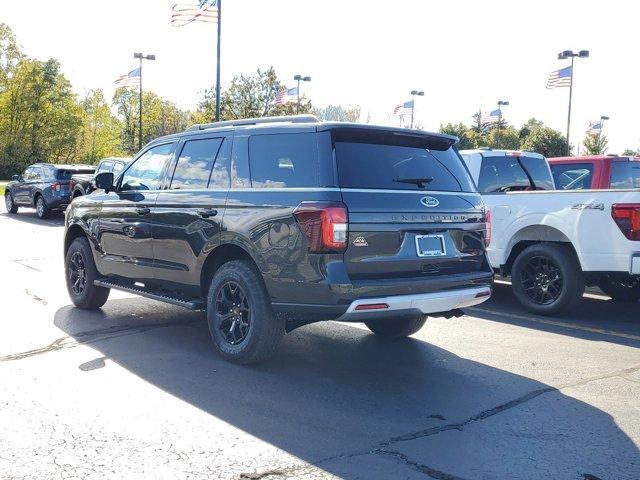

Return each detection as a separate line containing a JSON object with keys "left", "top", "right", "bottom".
{"left": 313, "top": 104, "right": 361, "bottom": 122}
{"left": 0, "top": 22, "right": 23, "bottom": 87}
{"left": 485, "top": 126, "right": 520, "bottom": 150}
{"left": 582, "top": 134, "right": 608, "bottom": 155}
{"left": 77, "top": 90, "right": 124, "bottom": 163}
{"left": 439, "top": 122, "right": 476, "bottom": 150}
{"left": 622, "top": 148, "right": 639, "bottom": 156}
{"left": 520, "top": 124, "right": 569, "bottom": 158}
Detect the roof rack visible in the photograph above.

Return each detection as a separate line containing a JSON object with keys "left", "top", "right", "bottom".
{"left": 186, "top": 114, "right": 320, "bottom": 132}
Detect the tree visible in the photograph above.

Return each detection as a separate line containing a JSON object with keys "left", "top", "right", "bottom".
{"left": 518, "top": 118, "right": 544, "bottom": 140}
{"left": 622, "top": 148, "right": 639, "bottom": 156}
{"left": 439, "top": 122, "right": 476, "bottom": 150}
{"left": 197, "top": 67, "right": 312, "bottom": 121}
{"left": 76, "top": 89, "right": 123, "bottom": 163}
{"left": 582, "top": 133, "right": 608, "bottom": 155}
{"left": 0, "top": 23, "right": 23, "bottom": 88}
{"left": 520, "top": 124, "right": 568, "bottom": 157}
{"left": 485, "top": 126, "right": 520, "bottom": 150}
{"left": 313, "top": 104, "right": 361, "bottom": 122}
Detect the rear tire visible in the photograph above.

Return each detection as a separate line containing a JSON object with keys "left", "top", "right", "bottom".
{"left": 35, "top": 195, "right": 49, "bottom": 219}
{"left": 365, "top": 315, "right": 427, "bottom": 338}
{"left": 511, "top": 243, "right": 584, "bottom": 316}
{"left": 5, "top": 191, "right": 18, "bottom": 214}
{"left": 206, "top": 260, "right": 284, "bottom": 364}
{"left": 65, "top": 237, "right": 110, "bottom": 309}
{"left": 598, "top": 276, "right": 640, "bottom": 302}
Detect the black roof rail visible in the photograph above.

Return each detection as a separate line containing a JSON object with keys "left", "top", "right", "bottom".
{"left": 186, "top": 114, "right": 320, "bottom": 132}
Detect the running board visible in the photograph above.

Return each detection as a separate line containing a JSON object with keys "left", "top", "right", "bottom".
{"left": 94, "top": 279, "right": 205, "bottom": 311}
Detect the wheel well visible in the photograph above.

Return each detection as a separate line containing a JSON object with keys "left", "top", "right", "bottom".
{"left": 33, "top": 192, "right": 42, "bottom": 206}
{"left": 64, "top": 224, "right": 87, "bottom": 256}
{"left": 73, "top": 189, "right": 83, "bottom": 198}
{"left": 200, "top": 244, "right": 258, "bottom": 297}
{"left": 503, "top": 240, "right": 579, "bottom": 275}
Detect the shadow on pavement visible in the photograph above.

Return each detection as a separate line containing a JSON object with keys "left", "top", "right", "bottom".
{"left": 53, "top": 299, "right": 639, "bottom": 479}
{"left": 0, "top": 211, "right": 65, "bottom": 227}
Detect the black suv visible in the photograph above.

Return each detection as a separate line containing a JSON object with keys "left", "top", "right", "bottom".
{"left": 5, "top": 163, "right": 96, "bottom": 218}
{"left": 63, "top": 115, "right": 492, "bottom": 363}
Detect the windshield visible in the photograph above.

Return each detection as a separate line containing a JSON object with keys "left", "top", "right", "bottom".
{"left": 478, "top": 155, "right": 554, "bottom": 193}
{"left": 333, "top": 130, "right": 476, "bottom": 192}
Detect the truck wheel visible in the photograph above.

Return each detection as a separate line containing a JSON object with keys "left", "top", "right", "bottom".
{"left": 511, "top": 243, "right": 584, "bottom": 316}
{"left": 598, "top": 276, "right": 640, "bottom": 302}
{"left": 365, "top": 315, "right": 427, "bottom": 338}
{"left": 5, "top": 191, "right": 18, "bottom": 214}
{"left": 35, "top": 195, "right": 49, "bottom": 219}
{"left": 206, "top": 260, "right": 284, "bottom": 364}
{"left": 65, "top": 237, "right": 110, "bottom": 309}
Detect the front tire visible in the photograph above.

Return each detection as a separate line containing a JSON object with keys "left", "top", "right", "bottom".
{"left": 598, "top": 275, "right": 640, "bottom": 302}
{"left": 35, "top": 195, "right": 49, "bottom": 219}
{"left": 511, "top": 243, "right": 584, "bottom": 316}
{"left": 206, "top": 260, "right": 284, "bottom": 364}
{"left": 5, "top": 191, "right": 18, "bottom": 214}
{"left": 65, "top": 237, "right": 110, "bottom": 309}
{"left": 365, "top": 315, "right": 428, "bottom": 338}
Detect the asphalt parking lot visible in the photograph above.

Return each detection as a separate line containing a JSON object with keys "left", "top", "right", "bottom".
{"left": 0, "top": 207, "right": 638, "bottom": 480}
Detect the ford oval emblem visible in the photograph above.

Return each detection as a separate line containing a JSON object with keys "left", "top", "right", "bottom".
{"left": 420, "top": 196, "right": 439, "bottom": 208}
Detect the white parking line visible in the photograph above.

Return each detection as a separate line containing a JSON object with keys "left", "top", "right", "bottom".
{"left": 492, "top": 278, "right": 611, "bottom": 300}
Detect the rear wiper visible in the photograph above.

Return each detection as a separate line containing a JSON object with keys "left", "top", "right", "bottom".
{"left": 393, "top": 177, "right": 434, "bottom": 188}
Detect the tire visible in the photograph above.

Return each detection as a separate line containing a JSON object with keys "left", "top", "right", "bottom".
{"left": 65, "top": 237, "right": 110, "bottom": 309}
{"left": 598, "top": 275, "right": 640, "bottom": 302}
{"left": 4, "top": 191, "right": 18, "bottom": 214}
{"left": 365, "top": 315, "right": 428, "bottom": 338}
{"left": 35, "top": 195, "right": 49, "bottom": 219}
{"left": 206, "top": 260, "right": 284, "bottom": 364}
{"left": 73, "top": 189, "right": 83, "bottom": 199}
{"left": 511, "top": 243, "right": 584, "bottom": 316}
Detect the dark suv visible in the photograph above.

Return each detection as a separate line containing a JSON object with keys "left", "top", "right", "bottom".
{"left": 5, "top": 163, "right": 96, "bottom": 218}
{"left": 63, "top": 115, "right": 493, "bottom": 363}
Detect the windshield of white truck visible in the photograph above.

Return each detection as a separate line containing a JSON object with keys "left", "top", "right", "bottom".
{"left": 477, "top": 155, "right": 554, "bottom": 193}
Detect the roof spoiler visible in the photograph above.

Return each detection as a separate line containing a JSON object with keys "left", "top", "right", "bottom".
{"left": 186, "top": 114, "right": 320, "bottom": 132}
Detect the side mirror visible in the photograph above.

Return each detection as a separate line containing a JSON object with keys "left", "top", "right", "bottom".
{"left": 12, "top": 175, "right": 19, "bottom": 181}
{"left": 95, "top": 172, "right": 115, "bottom": 193}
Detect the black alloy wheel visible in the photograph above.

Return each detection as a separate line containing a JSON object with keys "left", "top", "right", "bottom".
{"left": 68, "top": 251, "right": 87, "bottom": 296}
{"left": 520, "top": 255, "right": 563, "bottom": 305}
{"left": 215, "top": 281, "right": 250, "bottom": 345}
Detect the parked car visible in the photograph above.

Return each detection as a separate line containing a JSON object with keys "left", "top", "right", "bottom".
{"left": 460, "top": 148, "right": 640, "bottom": 313}
{"left": 549, "top": 155, "right": 640, "bottom": 190}
{"left": 71, "top": 157, "right": 130, "bottom": 198}
{"left": 64, "top": 115, "right": 493, "bottom": 364}
{"left": 5, "top": 163, "right": 96, "bottom": 219}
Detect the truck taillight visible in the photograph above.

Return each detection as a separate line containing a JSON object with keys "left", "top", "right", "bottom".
{"left": 293, "top": 202, "right": 348, "bottom": 253}
{"left": 51, "top": 182, "right": 61, "bottom": 192}
{"left": 612, "top": 203, "right": 640, "bottom": 241}
{"left": 484, "top": 209, "right": 491, "bottom": 247}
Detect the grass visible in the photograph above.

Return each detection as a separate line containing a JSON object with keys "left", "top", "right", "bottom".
{"left": 0, "top": 184, "right": 5, "bottom": 196}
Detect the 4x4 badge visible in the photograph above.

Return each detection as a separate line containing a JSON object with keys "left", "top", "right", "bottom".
{"left": 420, "top": 196, "right": 439, "bottom": 207}
{"left": 353, "top": 236, "right": 368, "bottom": 247}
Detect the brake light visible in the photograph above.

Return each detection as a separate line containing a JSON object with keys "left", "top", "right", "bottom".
{"left": 293, "top": 202, "right": 348, "bottom": 253}
{"left": 505, "top": 151, "right": 524, "bottom": 157}
{"left": 51, "top": 182, "right": 61, "bottom": 192}
{"left": 612, "top": 203, "right": 640, "bottom": 241}
{"left": 484, "top": 209, "right": 492, "bottom": 247}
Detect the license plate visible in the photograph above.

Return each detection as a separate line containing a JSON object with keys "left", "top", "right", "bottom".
{"left": 415, "top": 234, "right": 446, "bottom": 257}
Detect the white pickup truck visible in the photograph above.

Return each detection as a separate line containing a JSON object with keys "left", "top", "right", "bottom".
{"left": 460, "top": 148, "right": 640, "bottom": 315}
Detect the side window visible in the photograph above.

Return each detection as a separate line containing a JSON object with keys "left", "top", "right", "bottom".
{"left": 23, "top": 167, "right": 36, "bottom": 181}
{"left": 30, "top": 167, "right": 43, "bottom": 181}
{"left": 248, "top": 133, "right": 318, "bottom": 188}
{"left": 230, "top": 136, "right": 251, "bottom": 188}
{"left": 610, "top": 162, "right": 640, "bottom": 189}
{"left": 170, "top": 138, "right": 223, "bottom": 190}
{"left": 121, "top": 143, "right": 173, "bottom": 191}
{"left": 477, "top": 156, "right": 529, "bottom": 193}
{"left": 210, "top": 137, "right": 232, "bottom": 189}
{"left": 112, "top": 162, "right": 125, "bottom": 175}
{"left": 551, "top": 163, "right": 594, "bottom": 190}
{"left": 96, "top": 161, "right": 113, "bottom": 174}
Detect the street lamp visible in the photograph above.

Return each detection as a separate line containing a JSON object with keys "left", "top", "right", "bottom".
{"left": 557, "top": 49, "right": 589, "bottom": 155}
{"left": 410, "top": 90, "right": 424, "bottom": 129}
{"left": 496, "top": 100, "right": 509, "bottom": 146}
{"left": 293, "top": 74, "right": 311, "bottom": 114}
{"left": 133, "top": 52, "right": 155, "bottom": 151}
{"left": 599, "top": 115, "right": 609, "bottom": 144}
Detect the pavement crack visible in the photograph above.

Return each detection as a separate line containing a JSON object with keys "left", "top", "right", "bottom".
{"left": 0, "top": 318, "right": 202, "bottom": 362}
{"left": 377, "top": 448, "right": 468, "bottom": 480}
{"left": 24, "top": 289, "right": 47, "bottom": 305}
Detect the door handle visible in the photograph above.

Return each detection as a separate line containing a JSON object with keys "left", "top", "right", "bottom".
{"left": 135, "top": 206, "right": 150, "bottom": 215}
{"left": 197, "top": 208, "right": 218, "bottom": 218}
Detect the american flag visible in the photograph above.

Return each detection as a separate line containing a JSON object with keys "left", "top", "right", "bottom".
{"left": 171, "top": 0, "right": 219, "bottom": 27}
{"left": 114, "top": 67, "right": 141, "bottom": 89}
{"left": 275, "top": 86, "right": 298, "bottom": 105}
{"left": 480, "top": 108, "right": 501, "bottom": 124}
{"left": 546, "top": 65, "right": 572, "bottom": 89}
{"left": 393, "top": 100, "right": 414, "bottom": 116}
{"left": 586, "top": 121, "right": 603, "bottom": 136}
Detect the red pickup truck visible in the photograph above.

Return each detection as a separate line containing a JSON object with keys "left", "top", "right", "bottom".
{"left": 548, "top": 155, "right": 640, "bottom": 190}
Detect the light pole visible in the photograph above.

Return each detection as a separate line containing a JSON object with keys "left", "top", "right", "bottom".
{"left": 293, "top": 74, "right": 311, "bottom": 114}
{"left": 557, "top": 49, "right": 589, "bottom": 155}
{"left": 496, "top": 100, "right": 509, "bottom": 146}
{"left": 133, "top": 52, "right": 155, "bottom": 151}
{"left": 599, "top": 115, "right": 609, "bottom": 147}
{"left": 410, "top": 90, "right": 424, "bottom": 129}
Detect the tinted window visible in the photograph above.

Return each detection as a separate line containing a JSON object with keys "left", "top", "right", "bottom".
{"left": 231, "top": 136, "right": 250, "bottom": 188}
{"left": 210, "top": 137, "right": 232, "bottom": 189}
{"left": 96, "top": 161, "right": 113, "bottom": 174}
{"left": 249, "top": 133, "right": 318, "bottom": 188}
{"left": 610, "top": 162, "right": 640, "bottom": 189}
{"left": 551, "top": 163, "right": 594, "bottom": 190}
{"left": 478, "top": 156, "right": 530, "bottom": 193}
{"left": 23, "top": 167, "right": 38, "bottom": 181}
{"left": 334, "top": 131, "right": 474, "bottom": 192}
{"left": 56, "top": 169, "right": 94, "bottom": 180}
{"left": 112, "top": 162, "right": 125, "bottom": 174}
{"left": 170, "top": 138, "right": 223, "bottom": 190}
{"left": 121, "top": 143, "right": 173, "bottom": 191}
{"left": 519, "top": 156, "right": 555, "bottom": 190}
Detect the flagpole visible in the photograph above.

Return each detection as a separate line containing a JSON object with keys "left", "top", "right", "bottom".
{"left": 565, "top": 55, "right": 574, "bottom": 156}
{"left": 215, "top": 0, "right": 222, "bottom": 122}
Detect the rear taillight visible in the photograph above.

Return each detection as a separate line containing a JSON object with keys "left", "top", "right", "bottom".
{"left": 484, "top": 209, "right": 492, "bottom": 247}
{"left": 293, "top": 201, "right": 348, "bottom": 253}
{"left": 612, "top": 203, "right": 640, "bottom": 241}
{"left": 51, "top": 182, "right": 61, "bottom": 192}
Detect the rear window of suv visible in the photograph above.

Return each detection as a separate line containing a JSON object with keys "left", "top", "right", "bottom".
{"left": 333, "top": 130, "right": 475, "bottom": 192}
{"left": 56, "top": 168, "right": 95, "bottom": 180}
